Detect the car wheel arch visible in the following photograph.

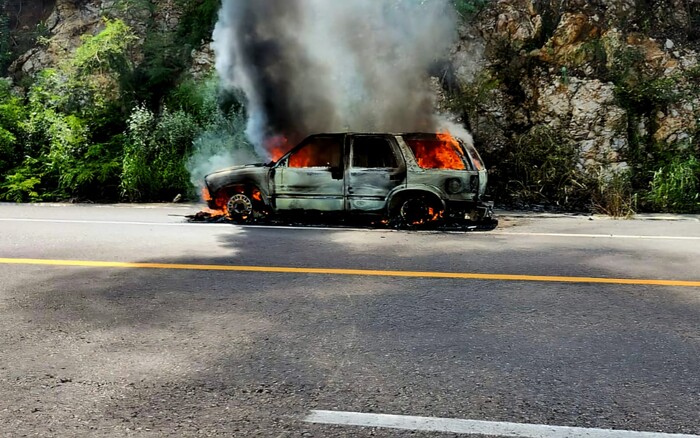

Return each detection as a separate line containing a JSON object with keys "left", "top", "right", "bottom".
{"left": 386, "top": 187, "right": 446, "bottom": 217}
{"left": 218, "top": 182, "right": 270, "bottom": 206}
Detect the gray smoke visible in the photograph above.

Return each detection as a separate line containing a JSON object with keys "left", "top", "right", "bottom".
{"left": 213, "top": 0, "right": 458, "bottom": 157}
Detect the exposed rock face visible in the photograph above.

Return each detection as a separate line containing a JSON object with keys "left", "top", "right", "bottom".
{"left": 11, "top": 0, "right": 101, "bottom": 74}
{"left": 189, "top": 42, "right": 215, "bottom": 80}
{"left": 533, "top": 77, "right": 628, "bottom": 169}
{"left": 9, "top": 0, "right": 184, "bottom": 76}
{"left": 453, "top": 0, "right": 700, "bottom": 181}
{"left": 480, "top": 0, "right": 542, "bottom": 51}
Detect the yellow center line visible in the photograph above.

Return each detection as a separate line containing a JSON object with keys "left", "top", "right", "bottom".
{"left": 0, "top": 257, "right": 698, "bottom": 288}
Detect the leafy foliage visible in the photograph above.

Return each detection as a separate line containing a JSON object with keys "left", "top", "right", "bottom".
{"left": 592, "top": 169, "right": 636, "bottom": 218}
{"left": 176, "top": 0, "right": 220, "bottom": 48}
{"left": 453, "top": 0, "right": 489, "bottom": 18}
{"left": 493, "top": 125, "right": 590, "bottom": 210}
{"left": 0, "top": 9, "right": 11, "bottom": 74}
{"left": 0, "top": 79, "right": 26, "bottom": 174}
{"left": 121, "top": 104, "right": 199, "bottom": 201}
{"left": 647, "top": 154, "right": 700, "bottom": 213}
{"left": 1, "top": 19, "right": 138, "bottom": 202}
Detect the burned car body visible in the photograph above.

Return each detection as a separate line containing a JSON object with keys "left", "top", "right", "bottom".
{"left": 203, "top": 133, "right": 494, "bottom": 227}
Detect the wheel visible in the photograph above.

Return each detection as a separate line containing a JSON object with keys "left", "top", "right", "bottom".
{"left": 393, "top": 195, "right": 444, "bottom": 229}
{"left": 226, "top": 193, "right": 254, "bottom": 223}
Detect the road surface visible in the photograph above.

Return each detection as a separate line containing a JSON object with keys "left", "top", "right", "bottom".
{"left": 0, "top": 203, "right": 699, "bottom": 437}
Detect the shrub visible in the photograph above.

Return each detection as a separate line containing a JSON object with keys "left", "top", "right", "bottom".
{"left": 121, "top": 104, "right": 199, "bottom": 201}
{"left": 166, "top": 75, "right": 220, "bottom": 123}
{"left": 0, "top": 79, "right": 26, "bottom": 173}
{"left": 592, "top": 168, "right": 636, "bottom": 218}
{"left": 0, "top": 158, "right": 43, "bottom": 202}
{"left": 647, "top": 155, "right": 700, "bottom": 213}
{"left": 500, "top": 125, "right": 589, "bottom": 209}
{"left": 453, "top": 0, "right": 489, "bottom": 18}
{"left": 57, "top": 139, "right": 124, "bottom": 200}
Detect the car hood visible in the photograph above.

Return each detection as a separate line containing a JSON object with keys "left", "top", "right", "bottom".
{"left": 206, "top": 163, "right": 268, "bottom": 177}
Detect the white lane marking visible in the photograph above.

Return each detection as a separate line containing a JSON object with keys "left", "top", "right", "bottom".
{"left": 489, "top": 231, "right": 700, "bottom": 241}
{"left": 1, "top": 218, "right": 700, "bottom": 240}
{"left": 0, "top": 218, "right": 378, "bottom": 231}
{"left": 304, "top": 410, "right": 700, "bottom": 438}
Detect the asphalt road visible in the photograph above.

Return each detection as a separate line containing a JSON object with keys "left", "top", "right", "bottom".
{"left": 0, "top": 203, "right": 699, "bottom": 437}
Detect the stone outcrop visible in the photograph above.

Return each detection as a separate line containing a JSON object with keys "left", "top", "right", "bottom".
{"left": 9, "top": 0, "right": 185, "bottom": 76}
{"left": 533, "top": 77, "right": 628, "bottom": 169}
{"left": 452, "top": 0, "right": 699, "bottom": 178}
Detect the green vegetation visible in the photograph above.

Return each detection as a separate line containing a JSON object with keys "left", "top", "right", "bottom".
{"left": 591, "top": 169, "right": 636, "bottom": 218}
{"left": 486, "top": 125, "right": 591, "bottom": 210}
{"left": 647, "top": 154, "right": 700, "bottom": 213}
{"left": 0, "top": 13, "right": 244, "bottom": 203}
{"left": 453, "top": 0, "right": 489, "bottom": 18}
{"left": 0, "top": 9, "right": 11, "bottom": 73}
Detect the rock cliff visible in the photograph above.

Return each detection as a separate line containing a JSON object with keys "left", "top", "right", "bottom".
{"left": 450, "top": 0, "right": 699, "bottom": 197}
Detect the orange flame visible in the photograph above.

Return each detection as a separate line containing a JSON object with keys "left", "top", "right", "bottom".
{"left": 289, "top": 146, "right": 317, "bottom": 167}
{"left": 202, "top": 186, "right": 228, "bottom": 218}
{"left": 267, "top": 135, "right": 292, "bottom": 161}
{"left": 405, "top": 133, "right": 466, "bottom": 170}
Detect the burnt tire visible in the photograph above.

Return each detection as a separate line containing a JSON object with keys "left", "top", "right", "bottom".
{"left": 392, "top": 195, "right": 444, "bottom": 229}
{"left": 226, "top": 193, "right": 254, "bottom": 223}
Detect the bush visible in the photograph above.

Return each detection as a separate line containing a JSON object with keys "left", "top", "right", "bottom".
{"left": 453, "top": 0, "right": 489, "bottom": 18}
{"left": 121, "top": 104, "right": 199, "bottom": 201}
{"left": 647, "top": 155, "right": 700, "bottom": 213}
{"left": 0, "top": 79, "right": 26, "bottom": 174}
{"left": 592, "top": 168, "right": 636, "bottom": 218}
{"left": 0, "top": 158, "right": 43, "bottom": 202}
{"left": 499, "top": 125, "right": 589, "bottom": 209}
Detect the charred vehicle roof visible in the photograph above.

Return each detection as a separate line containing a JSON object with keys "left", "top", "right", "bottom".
{"left": 203, "top": 132, "right": 493, "bottom": 228}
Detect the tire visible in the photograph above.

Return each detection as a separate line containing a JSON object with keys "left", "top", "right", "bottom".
{"left": 392, "top": 195, "right": 444, "bottom": 229}
{"left": 226, "top": 193, "right": 255, "bottom": 223}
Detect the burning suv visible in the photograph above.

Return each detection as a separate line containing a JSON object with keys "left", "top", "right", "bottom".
{"left": 203, "top": 132, "right": 494, "bottom": 227}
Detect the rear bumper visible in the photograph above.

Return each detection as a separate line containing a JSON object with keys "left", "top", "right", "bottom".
{"left": 446, "top": 199, "right": 494, "bottom": 222}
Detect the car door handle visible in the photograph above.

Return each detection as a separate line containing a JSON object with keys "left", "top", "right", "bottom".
{"left": 347, "top": 187, "right": 354, "bottom": 194}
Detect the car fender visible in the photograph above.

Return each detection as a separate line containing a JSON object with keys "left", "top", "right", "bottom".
{"left": 206, "top": 172, "right": 271, "bottom": 206}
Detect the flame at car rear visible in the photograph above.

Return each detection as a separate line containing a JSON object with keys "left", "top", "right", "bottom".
{"left": 405, "top": 133, "right": 467, "bottom": 170}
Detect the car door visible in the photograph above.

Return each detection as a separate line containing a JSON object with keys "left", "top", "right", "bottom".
{"left": 272, "top": 134, "right": 345, "bottom": 212}
{"left": 346, "top": 134, "right": 406, "bottom": 212}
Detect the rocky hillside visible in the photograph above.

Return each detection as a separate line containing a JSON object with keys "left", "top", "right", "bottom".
{"left": 448, "top": 0, "right": 700, "bottom": 212}
{"left": 1, "top": 0, "right": 699, "bottom": 212}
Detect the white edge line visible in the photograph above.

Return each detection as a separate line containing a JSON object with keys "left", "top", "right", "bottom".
{"left": 1, "top": 218, "right": 700, "bottom": 240}
{"left": 0, "top": 218, "right": 385, "bottom": 232}
{"left": 489, "top": 231, "right": 700, "bottom": 240}
{"left": 304, "top": 410, "right": 700, "bottom": 438}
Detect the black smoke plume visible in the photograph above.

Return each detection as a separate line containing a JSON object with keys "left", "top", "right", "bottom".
{"left": 213, "top": 0, "right": 457, "bottom": 156}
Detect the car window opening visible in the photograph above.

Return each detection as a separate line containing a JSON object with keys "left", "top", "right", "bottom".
{"left": 405, "top": 137, "right": 467, "bottom": 170}
{"left": 289, "top": 137, "right": 343, "bottom": 168}
{"left": 352, "top": 137, "right": 398, "bottom": 168}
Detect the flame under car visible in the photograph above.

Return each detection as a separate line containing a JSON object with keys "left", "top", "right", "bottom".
{"left": 203, "top": 133, "right": 494, "bottom": 228}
